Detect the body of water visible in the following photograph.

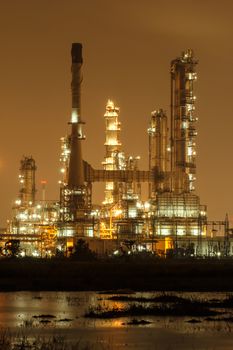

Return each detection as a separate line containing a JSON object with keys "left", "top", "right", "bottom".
{"left": 0, "top": 291, "right": 233, "bottom": 349}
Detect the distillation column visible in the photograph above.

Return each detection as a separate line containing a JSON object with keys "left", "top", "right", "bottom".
{"left": 102, "top": 100, "right": 124, "bottom": 205}
{"left": 60, "top": 43, "right": 86, "bottom": 222}
{"left": 148, "top": 109, "right": 168, "bottom": 198}
{"left": 170, "top": 49, "right": 198, "bottom": 193}
{"left": 18, "top": 156, "right": 36, "bottom": 206}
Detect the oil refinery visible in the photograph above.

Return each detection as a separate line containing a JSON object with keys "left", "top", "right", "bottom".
{"left": 3, "top": 43, "right": 233, "bottom": 258}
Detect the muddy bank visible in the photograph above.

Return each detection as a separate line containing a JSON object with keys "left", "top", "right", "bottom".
{"left": 0, "top": 258, "right": 233, "bottom": 291}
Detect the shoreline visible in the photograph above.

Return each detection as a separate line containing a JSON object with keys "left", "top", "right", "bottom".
{"left": 1, "top": 258, "right": 233, "bottom": 292}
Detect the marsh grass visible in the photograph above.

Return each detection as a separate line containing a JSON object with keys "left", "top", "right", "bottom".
{"left": 107, "top": 293, "right": 189, "bottom": 303}
{"left": 86, "top": 292, "right": 233, "bottom": 320}
{"left": 0, "top": 330, "right": 111, "bottom": 350}
{"left": 106, "top": 292, "right": 233, "bottom": 309}
{"left": 32, "top": 315, "right": 56, "bottom": 319}
{"left": 122, "top": 319, "right": 152, "bottom": 325}
{"left": 85, "top": 302, "right": 220, "bottom": 319}
{"left": 88, "top": 292, "right": 233, "bottom": 320}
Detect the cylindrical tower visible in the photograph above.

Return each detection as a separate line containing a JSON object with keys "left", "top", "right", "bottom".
{"left": 148, "top": 109, "right": 168, "bottom": 197}
{"left": 60, "top": 43, "right": 87, "bottom": 223}
{"left": 102, "top": 100, "right": 123, "bottom": 204}
{"left": 170, "top": 49, "right": 198, "bottom": 193}
{"left": 68, "top": 43, "right": 85, "bottom": 188}
{"left": 18, "top": 156, "right": 36, "bottom": 206}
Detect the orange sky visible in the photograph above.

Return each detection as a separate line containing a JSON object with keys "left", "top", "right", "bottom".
{"left": 0, "top": 0, "right": 232, "bottom": 226}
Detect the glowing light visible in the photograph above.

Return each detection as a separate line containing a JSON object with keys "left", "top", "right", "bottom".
{"left": 106, "top": 183, "right": 114, "bottom": 190}
{"left": 113, "top": 209, "right": 122, "bottom": 217}
{"left": 32, "top": 251, "right": 40, "bottom": 257}
{"left": 136, "top": 201, "right": 143, "bottom": 209}
{"left": 128, "top": 208, "right": 137, "bottom": 218}
{"left": 71, "top": 110, "right": 78, "bottom": 123}
{"left": 188, "top": 147, "right": 193, "bottom": 156}
{"left": 192, "top": 228, "right": 199, "bottom": 235}
{"left": 105, "top": 139, "right": 121, "bottom": 146}
{"left": 107, "top": 123, "right": 119, "bottom": 131}
{"left": 106, "top": 99, "right": 115, "bottom": 109}
{"left": 144, "top": 202, "right": 150, "bottom": 210}
{"left": 161, "top": 228, "right": 169, "bottom": 235}
{"left": 19, "top": 213, "right": 28, "bottom": 220}
{"left": 177, "top": 229, "right": 185, "bottom": 235}
{"left": 138, "top": 245, "right": 146, "bottom": 252}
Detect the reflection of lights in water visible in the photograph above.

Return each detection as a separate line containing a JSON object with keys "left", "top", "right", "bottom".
{"left": 112, "top": 302, "right": 124, "bottom": 310}
{"left": 0, "top": 290, "right": 233, "bottom": 341}
{"left": 111, "top": 319, "right": 123, "bottom": 327}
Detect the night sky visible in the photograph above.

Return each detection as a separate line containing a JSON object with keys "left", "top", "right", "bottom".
{"left": 0, "top": 0, "right": 232, "bottom": 226}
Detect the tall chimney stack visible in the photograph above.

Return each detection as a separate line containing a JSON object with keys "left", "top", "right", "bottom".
{"left": 68, "top": 43, "right": 85, "bottom": 188}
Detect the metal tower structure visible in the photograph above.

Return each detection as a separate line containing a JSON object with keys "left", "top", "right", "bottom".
{"left": 60, "top": 43, "right": 88, "bottom": 224}
{"left": 59, "top": 136, "right": 70, "bottom": 187}
{"left": 18, "top": 156, "right": 36, "bottom": 206}
{"left": 170, "top": 49, "right": 198, "bottom": 193}
{"left": 102, "top": 100, "right": 124, "bottom": 205}
{"left": 151, "top": 50, "right": 207, "bottom": 239}
{"left": 148, "top": 109, "right": 169, "bottom": 197}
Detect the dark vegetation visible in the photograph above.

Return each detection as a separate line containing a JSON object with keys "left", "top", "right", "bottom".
{"left": 3, "top": 240, "right": 21, "bottom": 257}
{"left": 70, "top": 239, "right": 97, "bottom": 261}
{"left": 122, "top": 319, "right": 152, "bottom": 325}
{"left": 107, "top": 294, "right": 189, "bottom": 303}
{"left": 107, "top": 293, "right": 233, "bottom": 308}
{"left": 85, "top": 293, "right": 233, "bottom": 319}
{"left": 1, "top": 257, "right": 233, "bottom": 291}
{"left": 186, "top": 319, "right": 201, "bottom": 323}
{"left": 85, "top": 302, "right": 220, "bottom": 318}
{"left": 32, "top": 315, "right": 56, "bottom": 319}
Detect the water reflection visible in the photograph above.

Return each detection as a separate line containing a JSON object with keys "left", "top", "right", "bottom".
{"left": 0, "top": 291, "right": 232, "bottom": 349}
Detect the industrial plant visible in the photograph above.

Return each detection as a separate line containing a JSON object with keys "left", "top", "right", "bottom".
{"left": 3, "top": 44, "right": 232, "bottom": 258}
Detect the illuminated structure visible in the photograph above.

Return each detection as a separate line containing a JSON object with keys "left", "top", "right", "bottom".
{"left": 99, "top": 100, "right": 144, "bottom": 239}
{"left": 59, "top": 136, "right": 70, "bottom": 187}
{"left": 8, "top": 157, "right": 58, "bottom": 257}
{"left": 170, "top": 49, "right": 197, "bottom": 193}
{"left": 5, "top": 45, "right": 233, "bottom": 258}
{"left": 148, "top": 109, "right": 169, "bottom": 197}
{"left": 102, "top": 100, "right": 123, "bottom": 205}
{"left": 58, "top": 43, "right": 93, "bottom": 242}
{"left": 147, "top": 50, "right": 207, "bottom": 246}
{"left": 18, "top": 156, "right": 36, "bottom": 206}
{"left": 59, "top": 43, "right": 86, "bottom": 224}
